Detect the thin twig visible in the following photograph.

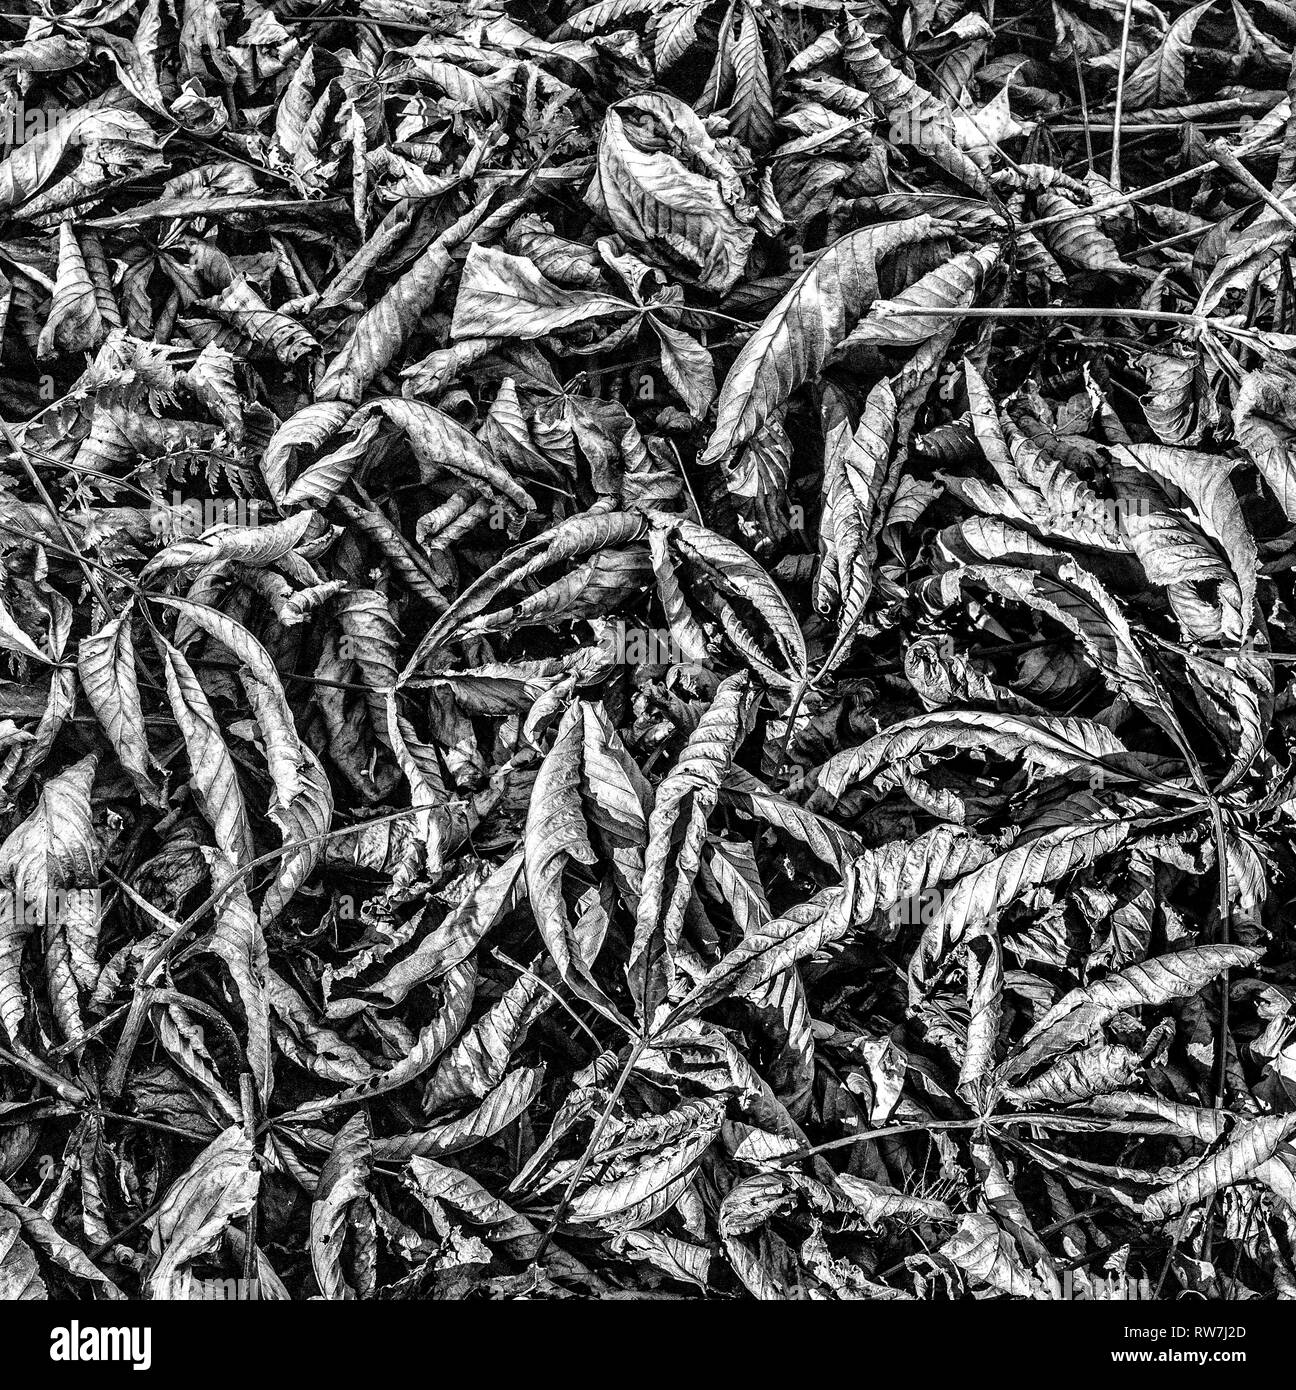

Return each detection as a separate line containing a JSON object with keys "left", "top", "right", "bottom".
{"left": 1110, "top": 0, "right": 1136, "bottom": 189}
{"left": 1207, "top": 137, "right": 1296, "bottom": 233}
{"left": 1018, "top": 165, "right": 1212, "bottom": 232}
{"left": 1070, "top": 35, "right": 1095, "bottom": 173}
{"left": 0, "top": 1041, "right": 87, "bottom": 1105}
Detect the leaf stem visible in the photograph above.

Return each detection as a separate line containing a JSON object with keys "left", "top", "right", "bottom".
{"left": 531, "top": 1034, "right": 650, "bottom": 1263}
{"left": 0, "top": 414, "right": 113, "bottom": 620}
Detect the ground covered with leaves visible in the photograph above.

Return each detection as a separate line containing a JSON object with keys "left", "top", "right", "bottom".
{"left": 1, "top": 0, "right": 1296, "bottom": 1303}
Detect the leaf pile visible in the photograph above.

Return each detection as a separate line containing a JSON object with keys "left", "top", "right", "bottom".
{"left": 1, "top": 0, "right": 1296, "bottom": 1302}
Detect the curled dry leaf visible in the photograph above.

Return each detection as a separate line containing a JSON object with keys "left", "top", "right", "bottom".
{"left": 588, "top": 91, "right": 756, "bottom": 294}
{"left": 147, "top": 1125, "right": 259, "bottom": 1296}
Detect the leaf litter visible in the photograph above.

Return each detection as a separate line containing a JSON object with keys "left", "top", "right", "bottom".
{"left": 0, "top": 0, "right": 1294, "bottom": 1303}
